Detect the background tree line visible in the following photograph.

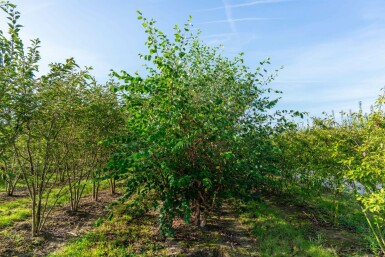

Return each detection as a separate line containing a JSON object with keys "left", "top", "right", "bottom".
{"left": 273, "top": 98, "right": 385, "bottom": 254}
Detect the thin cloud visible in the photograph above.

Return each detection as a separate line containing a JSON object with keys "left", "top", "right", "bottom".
{"left": 271, "top": 26, "right": 385, "bottom": 115}
{"left": 222, "top": 0, "right": 237, "bottom": 33}
{"left": 201, "top": 33, "right": 237, "bottom": 39}
{"left": 201, "top": 17, "right": 279, "bottom": 24}
{"left": 203, "top": 0, "right": 292, "bottom": 11}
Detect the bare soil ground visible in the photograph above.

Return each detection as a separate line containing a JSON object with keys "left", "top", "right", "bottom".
{"left": 165, "top": 203, "right": 258, "bottom": 256}
{"left": 0, "top": 187, "right": 29, "bottom": 204}
{"left": 0, "top": 193, "right": 371, "bottom": 257}
{"left": 0, "top": 191, "right": 119, "bottom": 257}
{"left": 164, "top": 199, "right": 370, "bottom": 256}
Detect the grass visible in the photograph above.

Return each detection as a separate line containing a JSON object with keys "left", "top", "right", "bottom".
{"left": 238, "top": 199, "right": 338, "bottom": 257}
{"left": 2, "top": 180, "right": 376, "bottom": 256}
{"left": 265, "top": 187, "right": 378, "bottom": 255}
{"left": 48, "top": 205, "right": 166, "bottom": 257}
{"left": 310, "top": 193, "right": 368, "bottom": 233}
{"left": 303, "top": 192, "right": 380, "bottom": 254}
{"left": 0, "top": 197, "right": 31, "bottom": 227}
{"left": 0, "top": 180, "right": 110, "bottom": 229}
{"left": 51, "top": 197, "right": 346, "bottom": 257}
{"left": 0, "top": 181, "right": 5, "bottom": 191}
{"left": 280, "top": 186, "right": 368, "bottom": 233}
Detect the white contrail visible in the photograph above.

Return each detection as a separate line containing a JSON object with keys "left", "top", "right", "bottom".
{"left": 222, "top": 0, "right": 237, "bottom": 33}
{"left": 204, "top": 0, "right": 293, "bottom": 11}
{"left": 202, "top": 17, "right": 278, "bottom": 24}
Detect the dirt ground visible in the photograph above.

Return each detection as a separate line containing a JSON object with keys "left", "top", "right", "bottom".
{"left": 0, "top": 192, "right": 372, "bottom": 257}
{"left": 0, "top": 191, "right": 119, "bottom": 257}
{"left": 163, "top": 203, "right": 260, "bottom": 256}
{"left": 164, "top": 199, "right": 370, "bottom": 256}
{"left": 0, "top": 187, "right": 29, "bottom": 204}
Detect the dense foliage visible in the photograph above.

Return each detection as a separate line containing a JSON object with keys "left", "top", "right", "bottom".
{"left": 111, "top": 13, "right": 294, "bottom": 236}
{"left": 274, "top": 97, "right": 385, "bottom": 254}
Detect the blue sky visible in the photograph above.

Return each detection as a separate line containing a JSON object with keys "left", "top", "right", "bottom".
{"left": 5, "top": 0, "right": 385, "bottom": 116}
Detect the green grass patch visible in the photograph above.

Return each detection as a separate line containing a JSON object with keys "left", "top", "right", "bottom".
{"left": 238, "top": 200, "right": 338, "bottom": 257}
{"left": 0, "top": 181, "right": 5, "bottom": 191}
{"left": 280, "top": 185, "right": 368, "bottom": 233}
{"left": 0, "top": 197, "right": 31, "bottom": 227}
{"left": 261, "top": 184, "right": 384, "bottom": 255}
{"left": 0, "top": 180, "right": 110, "bottom": 229}
{"left": 49, "top": 207, "right": 166, "bottom": 257}
{"left": 310, "top": 193, "right": 368, "bottom": 233}
{"left": 297, "top": 191, "right": 379, "bottom": 254}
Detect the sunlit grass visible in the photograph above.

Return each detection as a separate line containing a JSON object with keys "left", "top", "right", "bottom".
{"left": 239, "top": 200, "right": 337, "bottom": 257}
{"left": 49, "top": 206, "right": 166, "bottom": 257}
{"left": 52, "top": 198, "right": 342, "bottom": 257}
{"left": 0, "top": 180, "right": 110, "bottom": 228}
{"left": 280, "top": 185, "right": 370, "bottom": 234}
{"left": 0, "top": 197, "right": 31, "bottom": 227}
{"left": 311, "top": 193, "right": 368, "bottom": 233}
